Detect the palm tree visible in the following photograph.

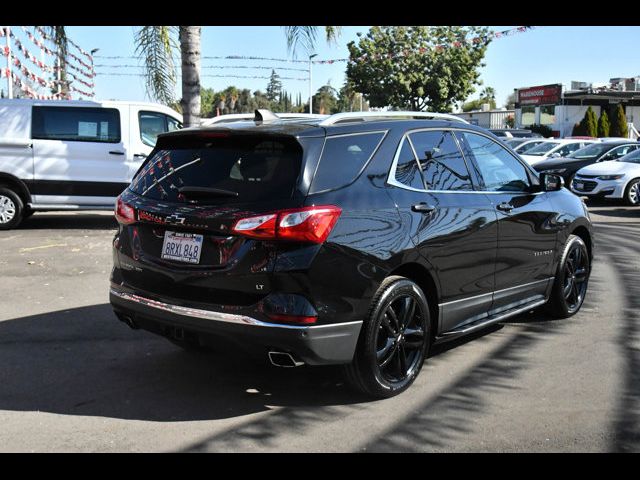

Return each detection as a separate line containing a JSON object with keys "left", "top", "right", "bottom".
{"left": 283, "top": 26, "right": 342, "bottom": 56}
{"left": 135, "top": 26, "right": 201, "bottom": 127}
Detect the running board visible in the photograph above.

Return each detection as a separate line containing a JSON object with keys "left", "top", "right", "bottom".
{"left": 437, "top": 299, "right": 547, "bottom": 341}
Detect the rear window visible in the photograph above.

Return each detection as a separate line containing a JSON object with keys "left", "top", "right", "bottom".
{"left": 32, "top": 106, "right": 121, "bottom": 143}
{"left": 309, "top": 132, "right": 385, "bottom": 193}
{"left": 129, "top": 134, "right": 302, "bottom": 204}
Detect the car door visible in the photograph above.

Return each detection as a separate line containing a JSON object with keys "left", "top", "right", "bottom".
{"left": 31, "top": 104, "right": 130, "bottom": 207}
{"left": 386, "top": 128, "right": 498, "bottom": 333}
{"left": 128, "top": 108, "right": 182, "bottom": 180}
{"left": 456, "top": 130, "right": 559, "bottom": 315}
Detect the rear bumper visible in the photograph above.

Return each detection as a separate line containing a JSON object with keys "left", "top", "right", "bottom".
{"left": 109, "top": 284, "right": 362, "bottom": 366}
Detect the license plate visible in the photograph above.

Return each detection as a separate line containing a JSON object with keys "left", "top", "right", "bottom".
{"left": 161, "top": 231, "right": 203, "bottom": 264}
{"left": 574, "top": 182, "right": 584, "bottom": 190}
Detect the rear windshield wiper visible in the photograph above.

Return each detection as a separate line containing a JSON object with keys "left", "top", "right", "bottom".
{"left": 178, "top": 186, "right": 239, "bottom": 199}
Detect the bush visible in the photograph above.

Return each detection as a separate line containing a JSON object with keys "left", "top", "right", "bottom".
{"left": 597, "top": 110, "right": 610, "bottom": 137}
{"left": 610, "top": 104, "right": 628, "bottom": 138}
{"left": 529, "top": 124, "right": 553, "bottom": 137}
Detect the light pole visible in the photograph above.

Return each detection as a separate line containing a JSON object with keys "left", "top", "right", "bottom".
{"left": 308, "top": 53, "right": 317, "bottom": 114}
{"left": 90, "top": 48, "right": 99, "bottom": 98}
{"left": 4, "top": 26, "right": 13, "bottom": 99}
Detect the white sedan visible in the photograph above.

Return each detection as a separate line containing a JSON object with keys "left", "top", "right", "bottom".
{"left": 572, "top": 149, "right": 640, "bottom": 205}
{"left": 519, "top": 139, "right": 597, "bottom": 166}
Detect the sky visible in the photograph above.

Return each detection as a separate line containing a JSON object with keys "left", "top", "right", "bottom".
{"left": 13, "top": 26, "right": 640, "bottom": 110}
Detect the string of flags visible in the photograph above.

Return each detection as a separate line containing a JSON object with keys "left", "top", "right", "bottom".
{"left": 1, "top": 26, "right": 95, "bottom": 99}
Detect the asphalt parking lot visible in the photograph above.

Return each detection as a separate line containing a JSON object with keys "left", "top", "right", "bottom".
{"left": 0, "top": 200, "right": 639, "bottom": 452}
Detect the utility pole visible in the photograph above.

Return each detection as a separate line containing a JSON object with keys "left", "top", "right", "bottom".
{"left": 308, "top": 53, "right": 317, "bottom": 114}
{"left": 4, "top": 26, "right": 13, "bottom": 98}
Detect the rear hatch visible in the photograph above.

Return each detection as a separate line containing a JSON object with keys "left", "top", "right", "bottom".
{"left": 116, "top": 131, "right": 308, "bottom": 306}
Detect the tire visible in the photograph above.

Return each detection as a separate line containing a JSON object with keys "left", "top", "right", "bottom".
{"left": 344, "top": 276, "right": 431, "bottom": 398}
{"left": 545, "top": 235, "right": 590, "bottom": 318}
{"left": 624, "top": 178, "right": 640, "bottom": 206}
{"left": 0, "top": 186, "right": 24, "bottom": 230}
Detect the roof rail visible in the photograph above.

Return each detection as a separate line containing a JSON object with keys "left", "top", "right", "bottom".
{"left": 318, "top": 111, "right": 469, "bottom": 126}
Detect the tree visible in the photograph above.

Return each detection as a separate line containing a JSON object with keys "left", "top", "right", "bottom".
{"left": 135, "top": 26, "right": 202, "bottom": 127}
{"left": 346, "top": 26, "right": 491, "bottom": 112}
{"left": 610, "top": 104, "right": 628, "bottom": 138}
{"left": 585, "top": 106, "right": 598, "bottom": 137}
{"left": 311, "top": 84, "right": 339, "bottom": 114}
{"left": 200, "top": 87, "right": 215, "bottom": 117}
{"left": 505, "top": 91, "right": 517, "bottom": 109}
{"left": 283, "top": 26, "right": 342, "bottom": 56}
{"left": 597, "top": 110, "right": 610, "bottom": 138}
{"left": 266, "top": 70, "right": 283, "bottom": 103}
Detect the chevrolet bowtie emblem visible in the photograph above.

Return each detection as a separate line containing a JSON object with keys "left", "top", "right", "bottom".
{"left": 165, "top": 214, "right": 186, "bottom": 225}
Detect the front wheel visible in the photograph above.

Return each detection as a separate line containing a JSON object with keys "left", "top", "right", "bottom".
{"left": 624, "top": 178, "right": 640, "bottom": 206}
{"left": 545, "top": 235, "right": 590, "bottom": 318}
{"left": 344, "top": 276, "right": 431, "bottom": 398}
{"left": 0, "top": 187, "right": 24, "bottom": 230}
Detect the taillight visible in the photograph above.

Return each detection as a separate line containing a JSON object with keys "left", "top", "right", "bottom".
{"left": 115, "top": 196, "right": 136, "bottom": 225}
{"left": 231, "top": 205, "right": 341, "bottom": 244}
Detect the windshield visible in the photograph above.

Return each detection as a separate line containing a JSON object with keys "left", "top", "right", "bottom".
{"left": 618, "top": 149, "right": 640, "bottom": 164}
{"left": 515, "top": 141, "right": 544, "bottom": 153}
{"left": 129, "top": 134, "right": 303, "bottom": 204}
{"left": 524, "top": 142, "right": 560, "bottom": 156}
{"left": 567, "top": 143, "right": 613, "bottom": 160}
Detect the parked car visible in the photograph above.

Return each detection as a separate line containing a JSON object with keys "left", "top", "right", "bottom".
{"left": 571, "top": 148, "right": 640, "bottom": 205}
{"left": 519, "top": 139, "right": 597, "bottom": 166}
{"left": 109, "top": 110, "right": 594, "bottom": 398}
{"left": 0, "top": 98, "right": 182, "bottom": 229}
{"left": 533, "top": 140, "right": 640, "bottom": 186}
{"left": 489, "top": 128, "right": 543, "bottom": 139}
{"left": 512, "top": 139, "right": 550, "bottom": 154}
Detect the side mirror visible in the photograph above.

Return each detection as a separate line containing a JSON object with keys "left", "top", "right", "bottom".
{"left": 541, "top": 173, "right": 564, "bottom": 191}
{"left": 550, "top": 152, "right": 562, "bottom": 158}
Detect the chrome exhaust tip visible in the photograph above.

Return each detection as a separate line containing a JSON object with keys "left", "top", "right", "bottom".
{"left": 268, "top": 351, "right": 304, "bottom": 368}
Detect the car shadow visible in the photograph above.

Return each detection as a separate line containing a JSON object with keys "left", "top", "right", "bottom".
{"left": 0, "top": 304, "right": 367, "bottom": 423}
{"left": 18, "top": 213, "right": 117, "bottom": 230}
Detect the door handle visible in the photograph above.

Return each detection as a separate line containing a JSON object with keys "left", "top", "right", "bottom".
{"left": 496, "top": 202, "right": 514, "bottom": 212}
{"left": 411, "top": 203, "right": 436, "bottom": 214}
{"left": 133, "top": 153, "right": 147, "bottom": 158}
{"left": 109, "top": 150, "right": 125, "bottom": 156}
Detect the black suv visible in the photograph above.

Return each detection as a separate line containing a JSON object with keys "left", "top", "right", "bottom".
{"left": 110, "top": 111, "right": 594, "bottom": 398}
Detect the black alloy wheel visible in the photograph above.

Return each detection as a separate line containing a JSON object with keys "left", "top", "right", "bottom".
{"left": 546, "top": 235, "right": 590, "bottom": 318}
{"left": 345, "top": 276, "right": 430, "bottom": 398}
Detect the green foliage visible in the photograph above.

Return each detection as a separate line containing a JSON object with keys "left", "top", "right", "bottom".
{"left": 336, "top": 81, "right": 369, "bottom": 112}
{"left": 597, "top": 110, "right": 610, "bottom": 137}
{"left": 312, "top": 84, "right": 339, "bottom": 114}
{"left": 610, "top": 104, "right": 628, "bottom": 138}
{"left": 462, "top": 97, "right": 496, "bottom": 112}
{"left": 504, "top": 91, "right": 517, "bottom": 109}
{"left": 284, "top": 26, "right": 342, "bottom": 57}
{"left": 135, "top": 26, "right": 179, "bottom": 105}
{"left": 266, "top": 70, "right": 283, "bottom": 103}
{"left": 584, "top": 106, "right": 598, "bottom": 137}
{"left": 528, "top": 124, "right": 553, "bottom": 137}
{"left": 346, "top": 26, "right": 491, "bottom": 112}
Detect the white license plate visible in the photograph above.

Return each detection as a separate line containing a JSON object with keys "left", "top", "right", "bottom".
{"left": 161, "top": 231, "right": 203, "bottom": 264}
{"left": 574, "top": 182, "right": 584, "bottom": 190}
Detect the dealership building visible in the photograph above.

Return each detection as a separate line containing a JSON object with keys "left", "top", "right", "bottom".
{"left": 514, "top": 80, "right": 640, "bottom": 138}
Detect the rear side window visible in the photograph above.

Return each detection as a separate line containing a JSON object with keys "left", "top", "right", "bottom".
{"left": 32, "top": 106, "right": 120, "bottom": 143}
{"left": 310, "top": 132, "right": 385, "bottom": 193}
{"left": 130, "top": 135, "right": 302, "bottom": 204}
{"left": 408, "top": 130, "right": 473, "bottom": 191}
{"left": 393, "top": 138, "right": 424, "bottom": 190}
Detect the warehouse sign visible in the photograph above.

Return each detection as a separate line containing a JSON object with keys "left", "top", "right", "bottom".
{"left": 518, "top": 84, "right": 562, "bottom": 106}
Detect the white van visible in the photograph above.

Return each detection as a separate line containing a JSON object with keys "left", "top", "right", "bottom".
{"left": 0, "top": 98, "right": 182, "bottom": 229}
